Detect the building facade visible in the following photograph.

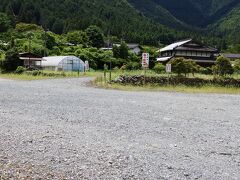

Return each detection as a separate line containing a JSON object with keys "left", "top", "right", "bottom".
{"left": 19, "top": 52, "right": 42, "bottom": 69}
{"left": 101, "top": 43, "right": 142, "bottom": 55}
{"left": 157, "top": 39, "right": 219, "bottom": 65}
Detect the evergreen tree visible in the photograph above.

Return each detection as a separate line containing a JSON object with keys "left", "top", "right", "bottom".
{"left": 214, "top": 56, "right": 234, "bottom": 76}
{"left": 0, "top": 48, "right": 22, "bottom": 72}
{"left": 0, "top": 13, "right": 12, "bottom": 32}
{"left": 66, "top": 30, "right": 89, "bottom": 46}
{"left": 85, "top": 26, "right": 104, "bottom": 48}
{"left": 119, "top": 41, "right": 129, "bottom": 59}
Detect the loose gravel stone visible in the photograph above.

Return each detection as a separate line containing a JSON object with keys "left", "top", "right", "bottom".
{"left": 0, "top": 77, "right": 240, "bottom": 179}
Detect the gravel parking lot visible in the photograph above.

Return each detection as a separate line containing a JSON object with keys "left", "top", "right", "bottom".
{"left": 0, "top": 77, "right": 240, "bottom": 179}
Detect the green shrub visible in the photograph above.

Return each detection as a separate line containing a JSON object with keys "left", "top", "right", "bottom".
{"left": 199, "top": 67, "right": 213, "bottom": 75}
{"left": 15, "top": 66, "right": 26, "bottom": 74}
{"left": 32, "top": 70, "right": 41, "bottom": 76}
{"left": 169, "top": 57, "right": 198, "bottom": 76}
{"left": 126, "top": 62, "right": 141, "bottom": 70}
{"left": 113, "top": 66, "right": 119, "bottom": 71}
{"left": 120, "top": 64, "right": 127, "bottom": 70}
{"left": 153, "top": 63, "right": 165, "bottom": 74}
{"left": 233, "top": 59, "right": 240, "bottom": 74}
{"left": 0, "top": 48, "right": 22, "bottom": 72}
{"left": 214, "top": 56, "right": 234, "bottom": 76}
{"left": 114, "top": 75, "right": 240, "bottom": 87}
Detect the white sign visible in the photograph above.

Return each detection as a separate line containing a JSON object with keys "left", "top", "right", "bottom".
{"left": 85, "top": 61, "right": 89, "bottom": 71}
{"left": 166, "top": 64, "right": 171, "bottom": 73}
{"left": 142, "top": 53, "right": 149, "bottom": 68}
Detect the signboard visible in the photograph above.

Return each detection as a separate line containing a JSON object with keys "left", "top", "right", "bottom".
{"left": 166, "top": 64, "right": 171, "bottom": 73}
{"left": 85, "top": 61, "right": 89, "bottom": 71}
{"left": 142, "top": 53, "right": 149, "bottom": 68}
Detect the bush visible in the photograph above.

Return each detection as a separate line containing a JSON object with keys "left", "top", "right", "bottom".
{"left": 214, "top": 56, "right": 234, "bottom": 76}
{"left": 113, "top": 66, "right": 119, "bottom": 71}
{"left": 25, "top": 70, "right": 67, "bottom": 77}
{"left": 199, "top": 67, "right": 213, "bottom": 75}
{"left": 113, "top": 75, "right": 240, "bottom": 87}
{"left": 0, "top": 48, "right": 22, "bottom": 72}
{"left": 32, "top": 70, "right": 41, "bottom": 76}
{"left": 153, "top": 63, "right": 165, "bottom": 74}
{"left": 233, "top": 59, "right": 240, "bottom": 74}
{"left": 169, "top": 57, "right": 198, "bottom": 76}
{"left": 15, "top": 23, "right": 42, "bottom": 32}
{"left": 125, "top": 62, "right": 141, "bottom": 70}
{"left": 189, "top": 61, "right": 200, "bottom": 76}
{"left": 15, "top": 66, "right": 26, "bottom": 74}
{"left": 120, "top": 64, "right": 127, "bottom": 71}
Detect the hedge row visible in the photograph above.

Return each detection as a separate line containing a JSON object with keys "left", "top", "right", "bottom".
{"left": 113, "top": 75, "right": 240, "bottom": 87}
{"left": 25, "top": 70, "right": 67, "bottom": 77}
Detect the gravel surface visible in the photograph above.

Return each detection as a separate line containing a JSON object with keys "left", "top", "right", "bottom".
{"left": 0, "top": 77, "right": 240, "bottom": 179}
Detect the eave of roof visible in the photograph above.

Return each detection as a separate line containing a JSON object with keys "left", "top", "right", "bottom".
{"left": 160, "top": 39, "right": 192, "bottom": 52}
{"left": 156, "top": 57, "right": 172, "bottom": 62}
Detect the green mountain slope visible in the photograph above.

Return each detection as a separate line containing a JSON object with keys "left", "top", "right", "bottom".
{"left": 210, "top": 4, "right": 240, "bottom": 41}
{"left": 0, "top": 0, "right": 187, "bottom": 45}
{"left": 129, "top": 0, "right": 239, "bottom": 27}
{"left": 0, "top": 0, "right": 240, "bottom": 48}
{"left": 128, "top": 0, "right": 188, "bottom": 29}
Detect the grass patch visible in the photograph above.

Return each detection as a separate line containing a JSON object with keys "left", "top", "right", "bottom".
{"left": 95, "top": 81, "right": 240, "bottom": 94}
{"left": 0, "top": 73, "right": 51, "bottom": 80}
{"left": 0, "top": 71, "right": 102, "bottom": 80}
{"left": 94, "top": 71, "right": 240, "bottom": 94}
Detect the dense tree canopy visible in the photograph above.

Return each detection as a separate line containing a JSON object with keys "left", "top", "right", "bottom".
{"left": 0, "top": 13, "right": 12, "bottom": 32}
{"left": 214, "top": 56, "right": 234, "bottom": 76}
{"left": 0, "top": 48, "right": 22, "bottom": 72}
{"left": 85, "top": 26, "right": 104, "bottom": 48}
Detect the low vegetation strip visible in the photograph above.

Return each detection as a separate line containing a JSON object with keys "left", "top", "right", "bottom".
{"left": 113, "top": 75, "right": 240, "bottom": 87}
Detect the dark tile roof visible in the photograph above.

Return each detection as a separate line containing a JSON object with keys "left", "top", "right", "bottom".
{"left": 222, "top": 54, "right": 240, "bottom": 59}
{"left": 176, "top": 46, "right": 218, "bottom": 52}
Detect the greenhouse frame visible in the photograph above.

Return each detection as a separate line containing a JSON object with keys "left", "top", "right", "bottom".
{"left": 41, "top": 56, "right": 85, "bottom": 72}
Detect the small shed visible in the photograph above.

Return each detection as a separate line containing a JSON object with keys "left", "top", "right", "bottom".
{"left": 127, "top": 43, "right": 142, "bottom": 55}
{"left": 112, "top": 43, "right": 142, "bottom": 55}
{"left": 19, "top": 52, "right": 42, "bottom": 69}
{"left": 41, "top": 56, "right": 85, "bottom": 72}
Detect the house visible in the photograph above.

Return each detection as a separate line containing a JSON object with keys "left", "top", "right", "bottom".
{"left": 101, "top": 43, "right": 142, "bottom": 55}
{"left": 157, "top": 39, "right": 219, "bottom": 65}
{"left": 126, "top": 43, "right": 142, "bottom": 55}
{"left": 41, "top": 56, "right": 85, "bottom": 72}
{"left": 19, "top": 52, "right": 43, "bottom": 69}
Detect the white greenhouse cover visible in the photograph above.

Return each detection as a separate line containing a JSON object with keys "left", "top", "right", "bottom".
{"left": 160, "top": 39, "right": 192, "bottom": 52}
{"left": 41, "top": 56, "right": 81, "bottom": 67}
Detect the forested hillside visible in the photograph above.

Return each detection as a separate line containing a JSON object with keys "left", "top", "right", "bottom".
{"left": 0, "top": 0, "right": 190, "bottom": 45}
{"left": 209, "top": 4, "right": 240, "bottom": 52}
{"left": 129, "top": 0, "right": 240, "bottom": 27}
{"left": 0, "top": 0, "right": 240, "bottom": 51}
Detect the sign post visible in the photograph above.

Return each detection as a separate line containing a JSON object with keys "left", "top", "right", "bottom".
{"left": 85, "top": 61, "right": 89, "bottom": 71}
{"left": 166, "top": 64, "right": 171, "bottom": 73}
{"left": 142, "top": 53, "right": 149, "bottom": 85}
{"left": 84, "top": 61, "right": 89, "bottom": 75}
{"left": 166, "top": 64, "right": 172, "bottom": 85}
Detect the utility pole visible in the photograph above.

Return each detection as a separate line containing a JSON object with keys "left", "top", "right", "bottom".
{"left": 108, "top": 29, "right": 112, "bottom": 82}
{"left": 44, "top": 27, "right": 48, "bottom": 57}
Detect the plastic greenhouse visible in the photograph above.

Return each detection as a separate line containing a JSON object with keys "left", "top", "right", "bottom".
{"left": 41, "top": 56, "right": 85, "bottom": 71}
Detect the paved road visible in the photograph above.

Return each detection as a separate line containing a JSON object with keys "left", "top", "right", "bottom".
{"left": 0, "top": 78, "right": 240, "bottom": 179}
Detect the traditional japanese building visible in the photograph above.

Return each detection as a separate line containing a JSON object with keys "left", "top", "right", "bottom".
{"left": 157, "top": 39, "right": 219, "bottom": 65}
